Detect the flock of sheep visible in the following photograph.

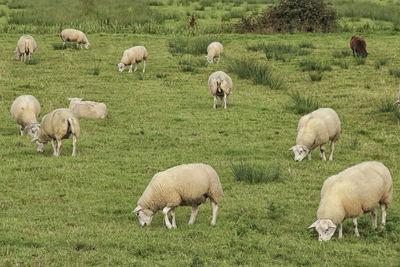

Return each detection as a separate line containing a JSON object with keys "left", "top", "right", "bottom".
{"left": 10, "top": 30, "right": 393, "bottom": 241}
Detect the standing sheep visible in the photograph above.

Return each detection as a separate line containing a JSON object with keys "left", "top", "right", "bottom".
{"left": 14, "top": 35, "right": 37, "bottom": 62}
{"left": 350, "top": 36, "right": 367, "bottom": 57}
{"left": 118, "top": 46, "right": 148, "bottom": 73}
{"left": 308, "top": 161, "right": 393, "bottom": 241}
{"left": 206, "top": 42, "right": 223, "bottom": 63}
{"left": 32, "top": 108, "right": 80, "bottom": 156}
{"left": 208, "top": 71, "right": 233, "bottom": 109}
{"left": 289, "top": 108, "right": 340, "bottom": 162}
{"left": 133, "top": 163, "right": 223, "bottom": 229}
{"left": 68, "top": 97, "right": 108, "bottom": 119}
{"left": 10, "top": 95, "right": 41, "bottom": 137}
{"left": 60, "top": 29, "right": 90, "bottom": 49}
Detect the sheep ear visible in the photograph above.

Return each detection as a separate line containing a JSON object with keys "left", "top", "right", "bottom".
{"left": 327, "top": 220, "right": 336, "bottom": 229}
{"left": 132, "top": 206, "right": 141, "bottom": 214}
{"left": 31, "top": 137, "right": 38, "bottom": 142}
{"left": 308, "top": 220, "right": 319, "bottom": 229}
{"left": 288, "top": 146, "right": 294, "bottom": 151}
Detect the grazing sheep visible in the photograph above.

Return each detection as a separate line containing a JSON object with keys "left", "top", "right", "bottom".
{"left": 289, "top": 108, "right": 341, "bottom": 162}
{"left": 308, "top": 161, "right": 393, "bottom": 241}
{"left": 350, "top": 36, "right": 367, "bottom": 57}
{"left": 10, "top": 95, "right": 41, "bottom": 137}
{"left": 133, "top": 163, "right": 223, "bottom": 229}
{"left": 208, "top": 71, "right": 233, "bottom": 109}
{"left": 14, "top": 35, "right": 37, "bottom": 62}
{"left": 60, "top": 29, "right": 90, "bottom": 49}
{"left": 118, "top": 46, "right": 148, "bottom": 73}
{"left": 206, "top": 42, "right": 223, "bottom": 63}
{"left": 68, "top": 97, "right": 108, "bottom": 119}
{"left": 32, "top": 108, "right": 80, "bottom": 156}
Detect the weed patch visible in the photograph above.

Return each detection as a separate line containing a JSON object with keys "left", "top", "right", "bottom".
{"left": 309, "top": 71, "right": 323, "bottom": 82}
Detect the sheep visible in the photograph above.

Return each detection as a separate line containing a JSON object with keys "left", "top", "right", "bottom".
{"left": 133, "top": 163, "right": 223, "bottom": 229}
{"left": 118, "top": 46, "right": 148, "bottom": 73}
{"left": 308, "top": 161, "right": 393, "bottom": 241}
{"left": 31, "top": 108, "right": 80, "bottom": 156}
{"left": 350, "top": 35, "right": 367, "bottom": 57}
{"left": 10, "top": 95, "right": 41, "bottom": 137}
{"left": 68, "top": 97, "right": 108, "bottom": 119}
{"left": 208, "top": 71, "right": 233, "bottom": 109}
{"left": 289, "top": 108, "right": 340, "bottom": 162}
{"left": 206, "top": 42, "right": 223, "bottom": 63}
{"left": 14, "top": 35, "right": 37, "bottom": 62}
{"left": 60, "top": 29, "right": 90, "bottom": 49}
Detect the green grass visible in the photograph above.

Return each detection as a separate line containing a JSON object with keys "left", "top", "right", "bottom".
{"left": 230, "top": 161, "right": 283, "bottom": 184}
{"left": 309, "top": 71, "right": 323, "bottom": 82}
{"left": 289, "top": 90, "right": 320, "bottom": 114}
{"left": 299, "top": 59, "right": 332, "bottom": 72}
{"left": 389, "top": 68, "right": 400, "bottom": 78}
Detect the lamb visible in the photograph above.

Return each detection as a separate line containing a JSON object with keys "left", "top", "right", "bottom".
{"left": 308, "top": 161, "right": 393, "bottom": 241}
{"left": 31, "top": 108, "right": 80, "bottom": 156}
{"left": 133, "top": 163, "right": 223, "bottom": 229}
{"left": 60, "top": 29, "right": 90, "bottom": 49}
{"left": 350, "top": 35, "right": 367, "bottom": 57}
{"left": 14, "top": 35, "right": 37, "bottom": 62}
{"left": 10, "top": 95, "right": 41, "bottom": 137}
{"left": 208, "top": 71, "right": 233, "bottom": 109}
{"left": 68, "top": 97, "right": 108, "bottom": 119}
{"left": 289, "top": 108, "right": 340, "bottom": 162}
{"left": 118, "top": 46, "right": 148, "bottom": 73}
{"left": 206, "top": 42, "right": 223, "bottom": 63}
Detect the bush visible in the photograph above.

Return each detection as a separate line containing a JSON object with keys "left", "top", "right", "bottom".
{"left": 236, "top": 0, "right": 337, "bottom": 34}
{"left": 289, "top": 90, "right": 319, "bottom": 114}
{"left": 231, "top": 161, "right": 283, "bottom": 184}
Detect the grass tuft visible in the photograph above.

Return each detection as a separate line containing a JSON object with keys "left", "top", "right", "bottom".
{"left": 299, "top": 59, "right": 331, "bottom": 72}
{"left": 309, "top": 71, "right": 323, "bottom": 82}
{"left": 168, "top": 36, "right": 217, "bottom": 56}
{"left": 24, "top": 58, "right": 39, "bottom": 65}
{"left": 178, "top": 56, "right": 205, "bottom": 73}
{"left": 332, "top": 49, "right": 350, "bottom": 58}
{"left": 375, "top": 58, "right": 388, "bottom": 69}
{"left": 355, "top": 56, "right": 366, "bottom": 65}
{"left": 379, "top": 97, "right": 397, "bottom": 113}
{"left": 230, "top": 161, "right": 283, "bottom": 184}
{"left": 289, "top": 90, "right": 319, "bottom": 114}
{"left": 89, "top": 67, "right": 100, "bottom": 76}
{"left": 389, "top": 68, "right": 400, "bottom": 78}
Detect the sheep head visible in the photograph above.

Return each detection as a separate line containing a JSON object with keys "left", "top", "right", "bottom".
{"left": 308, "top": 219, "right": 336, "bottom": 241}
{"left": 118, "top": 62, "right": 126, "bottom": 72}
{"left": 85, "top": 42, "right": 90, "bottom": 49}
{"left": 26, "top": 123, "right": 40, "bottom": 138}
{"left": 133, "top": 205, "right": 154, "bottom": 227}
{"left": 205, "top": 56, "right": 213, "bottom": 63}
{"left": 289, "top": 145, "right": 309, "bottom": 162}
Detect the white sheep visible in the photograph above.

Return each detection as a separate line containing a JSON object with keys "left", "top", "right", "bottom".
{"left": 10, "top": 95, "right": 41, "bottom": 137}
{"left": 68, "top": 97, "right": 108, "bottom": 119}
{"left": 206, "top": 42, "right": 223, "bottom": 63}
{"left": 133, "top": 163, "right": 223, "bottom": 229}
{"left": 118, "top": 46, "right": 148, "bottom": 73}
{"left": 208, "top": 71, "right": 233, "bottom": 109}
{"left": 32, "top": 108, "right": 80, "bottom": 156}
{"left": 60, "top": 29, "right": 90, "bottom": 49}
{"left": 289, "top": 108, "right": 340, "bottom": 161}
{"left": 308, "top": 161, "right": 393, "bottom": 241}
{"left": 14, "top": 35, "right": 37, "bottom": 62}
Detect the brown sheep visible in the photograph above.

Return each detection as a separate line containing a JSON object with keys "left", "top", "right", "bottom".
{"left": 350, "top": 36, "right": 368, "bottom": 57}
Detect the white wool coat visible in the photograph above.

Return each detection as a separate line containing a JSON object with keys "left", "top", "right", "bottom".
{"left": 68, "top": 98, "right": 108, "bottom": 119}
{"left": 208, "top": 71, "right": 232, "bottom": 97}
{"left": 15, "top": 35, "right": 37, "bottom": 60}
{"left": 121, "top": 46, "right": 148, "bottom": 66}
{"left": 10, "top": 95, "right": 40, "bottom": 130}
{"left": 38, "top": 108, "right": 80, "bottom": 143}
{"left": 207, "top": 42, "right": 223, "bottom": 60}
{"left": 60, "top": 29, "right": 89, "bottom": 46}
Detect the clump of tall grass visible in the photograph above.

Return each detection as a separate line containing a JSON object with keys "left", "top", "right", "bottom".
{"left": 227, "top": 57, "right": 283, "bottom": 89}
{"left": 332, "top": 59, "right": 349, "bottom": 69}
{"left": 298, "top": 41, "right": 315, "bottom": 49}
{"left": 168, "top": 36, "right": 217, "bottom": 56}
{"left": 24, "top": 58, "right": 38, "bottom": 65}
{"left": 375, "top": 58, "right": 388, "bottom": 69}
{"left": 247, "top": 42, "right": 312, "bottom": 61}
{"left": 52, "top": 43, "right": 80, "bottom": 50}
{"left": 230, "top": 161, "right": 283, "bottom": 184}
{"left": 289, "top": 90, "right": 319, "bottom": 114}
{"left": 389, "top": 68, "right": 400, "bottom": 78}
{"left": 267, "top": 202, "right": 286, "bottom": 220}
{"left": 355, "top": 56, "right": 366, "bottom": 65}
{"left": 309, "top": 71, "right": 323, "bottom": 82}
{"left": 299, "top": 59, "right": 332, "bottom": 72}
{"left": 178, "top": 56, "right": 205, "bottom": 73}
{"left": 332, "top": 49, "right": 350, "bottom": 58}
{"left": 378, "top": 97, "right": 397, "bottom": 113}
{"left": 89, "top": 67, "right": 100, "bottom": 76}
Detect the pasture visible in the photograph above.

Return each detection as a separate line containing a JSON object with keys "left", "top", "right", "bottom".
{"left": 1, "top": 0, "right": 400, "bottom": 265}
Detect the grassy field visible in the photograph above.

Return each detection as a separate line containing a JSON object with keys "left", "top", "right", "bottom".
{"left": 1, "top": 0, "right": 400, "bottom": 266}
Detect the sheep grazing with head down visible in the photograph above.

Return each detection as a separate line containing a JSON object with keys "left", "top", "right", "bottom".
{"left": 14, "top": 35, "right": 37, "bottom": 62}
{"left": 32, "top": 108, "right": 80, "bottom": 156}
{"left": 308, "top": 161, "right": 393, "bottom": 241}
{"left": 68, "top": 97, "right": 108, "bottom": 119}
{"left": 10, "top": 95, "right": 41, "bottom": 137}
{"left": 289, "top": 108, "right": 340, "bottom": 162}
{"left": 206, "top": 42, "right": 223, "bottom": 63}
{"left": 133, "top": 163, "right": 223, "bottom": 229}
{"left": 208, "top": 71, "right": 233, "bottom": 109}
{"left": 118, "top": 46, "right": 148, "bottom": 73}
{"left": 350, "top": 35, "right": 367, "bottom": 57}
{"left": 60, "top": 29, "right": 90, "bottom": 49}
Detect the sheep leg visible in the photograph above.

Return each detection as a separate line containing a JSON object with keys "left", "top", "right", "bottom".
{"left": 23, "top": 53, "right": 26, "bottom": 62}
{"left": 129, "top": 64, "right": 133, "bottom": 73}
{"left": 329, "top": 141, "right": 335, "bottom": 161}
{"left": 20, "top": 125, "right": 24, "bottom": 136}
{"left": 29, "top": 53, "right": 32, "bottom": 61}
{"left": 72, "top": 134, "right": 77, "bottom": 156}
{"left": 188, "top": 206, "right": 199, "bottom": 224}
{"left": 56, "top": 140, "right": 62, "bottom": 156}
{"left": 162, "top": 207, "right": 173, "bottom": 229}
{"left": 216, "top": 56, "right": 220, "bottom": 63}
{"left": 143, "top": 60, "right": 146, "bottom": 73}
{"left": 62, "top": 41, "right": 65, "bottom": 47}
{"left": 213, "top": 96, "right": 218, "bottom": 109}
{"left": 211, "top": 201, "right": 218, "bottom": 225}
{"left": 371, "top": 208, "right": 377, "bottom": 229}
{"left": 51, "top": 140, "right": 57, "bottom": 156}
{"left": 352, "top": 218, "right": 360, "bottom": 237}
{"left": 134, "top": 63, "right": 138, "bottom": 72}
{"left": 170, "top": 208, "right": 177, "bottom": 228}
{"left": 338, "top": 223, "right": 343, "bottom": 239}
{"left": 223, "top": 94, "right": 227, "bottom": 109}
{"left": 381, "top": 204, "right": 386, "bottom": 227}
{"left": 320, "top": 145, "right": 326, "bottom": 161}
{"left": 308, "top": 153, "right": 312, "bottom": 160}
